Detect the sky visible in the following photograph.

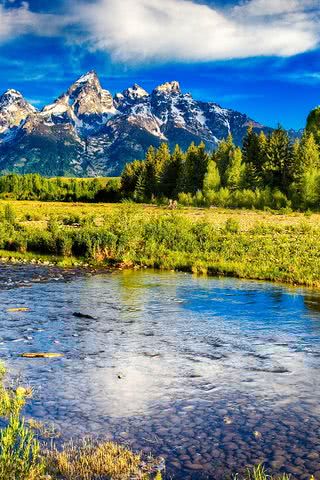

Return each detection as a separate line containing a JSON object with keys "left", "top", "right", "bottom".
{"left": 0, "top": 0, "right": 319, "bottom": 129}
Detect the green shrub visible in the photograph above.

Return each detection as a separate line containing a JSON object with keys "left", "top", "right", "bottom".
{"left": 4, "top": 204, "right": 15, "bottom": 225}
{"left": 225, "top": 218, "right": 240, "bottom": 233}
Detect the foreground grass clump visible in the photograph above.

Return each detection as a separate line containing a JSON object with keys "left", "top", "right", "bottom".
{"left": 0, "top": 362, "right": 161, "bottom": 479}
{"left": 0, "top": 364, "right": 46, "bottom": 480}
{"left": 47, "top": 439, "right": 160, "bottom": 480}
{"left": 238, "top": 465, "right": 290, "bottom": 480}
{"left": 234, "top": 465, "right": 292, "bottom": 480}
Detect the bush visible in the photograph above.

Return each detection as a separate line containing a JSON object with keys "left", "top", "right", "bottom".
{"left": 4, "top": 204, "right": 15, "bottom": 225}
{"left": 225, "top": 218, "right": 240, "bottom": 233}
{"left": 177, "top": 192, "right": 193, "bottom": 206}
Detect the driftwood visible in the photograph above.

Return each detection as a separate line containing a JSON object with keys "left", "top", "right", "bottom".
{"left": 20, "top": 353, "right": 64, "bottom": 359}
{"left": 7, "top": 307, "right": 30, "bottom": 312}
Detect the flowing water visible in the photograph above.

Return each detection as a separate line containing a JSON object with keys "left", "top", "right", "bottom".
{"left": 1, "top": 264, "right": 320, "bottom": 479}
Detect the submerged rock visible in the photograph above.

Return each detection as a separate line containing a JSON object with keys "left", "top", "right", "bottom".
{"left": 72, "top": 312, "right": 95, "bottom": 319}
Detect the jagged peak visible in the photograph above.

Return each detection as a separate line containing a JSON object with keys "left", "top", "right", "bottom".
{"left": 0, "top": 89, "right": 24, "bottom": 102}
{"left": 0, "top": 89, "right": 36, "bottom": 115}
{"left": 154, "top": 81, "right": 181, "bottom": 95}
{"left": 123, "top": 84, "right": 149, "bottom": 99}
{"left": 75, "top": 70, "right": 99, "bottom": 85}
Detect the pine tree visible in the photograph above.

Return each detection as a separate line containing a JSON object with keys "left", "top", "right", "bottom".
{"left": 263, "top": 126, "right": 292, "bottom": 191}
{"left": 121, "top": 160, "right": 145, "bottom": 197}
{"left": 161, "top": 145, "right": 185, "bottom": 197}
{"left": 144, "top": 144, "right": 170, "bottom": 197}
{"left": 291, "top": 138, "right": 301, "bottom": 182}
{"left": 306, "top": 106, "right": 320, "bottom": 146}
{"left": 194, "top": 142, "right": 210, "bottom": 192}
{"left": 203, "top": 159, "right": 221, "bottom": 194}
{"left": 215, "top": 134, "right": 235, "bottom": 186}
{"left": 179, "top": 142, "right": 196, "bottom": 193}
{"left": 298, "top": 132, "right": 320, "bottom": 172}
{"left": 292, "top": 132, "right": 320, "bottom": 207}
{"left": 144, "top": 146, "right": 157, "bottom": 198}
{"left": 242, "top": 125, "right": 263, "bottom": 188}
{"left": 225, "top": 147, "right": 244, "bottom": 191}
{"left": 299, "top": 168, "right": 320, "bottom": 209}
{"left": 133, "top": 171, "right": 147, "bottom": 202}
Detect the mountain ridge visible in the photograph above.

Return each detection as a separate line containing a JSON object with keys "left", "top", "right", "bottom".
{"left": 0, "top": 71, "right": 292, "bottom": 177}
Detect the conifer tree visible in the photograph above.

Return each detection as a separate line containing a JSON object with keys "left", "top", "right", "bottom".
{"left": 203, "top": 159, "right": 221, "bottom": 194}
{"left": 144, "top": 146, "right": 157, "bottom": 198}
{"left": 121, "top": 160, "right": 145, "bottom": 197}
{"left": 133, "top": 171, "right": 147, "bottom": 202}
{"left": 194, "top": 142, "right": 210, "bottom": 192}
{"left": 179, "top": 142, "right": 197, "bottom": 193}
{"left": 299, "top": 168, "right": 320, "bottom": 209}
{"left": 292, "top": 132, "right": 320, "bottom": 207}
{"left": 306, "top": 106, "right": 320, "bottom": 146}
{"left": 242, "top": 125, "right": 263, "bottom": 188}
{"left": 161, "top": 145, "right": 185, "bottom": 197}
{"left": 263, "top": 126, "right": 292, "bottom": 191}
{"left": 215, "top": 134, "right": 235, "bottom": 186}
{"left": 225, "top": 147, "right": 244, "bottom": 191}
{"left": 298, "top": 132, "right": 320, "bottom": 171}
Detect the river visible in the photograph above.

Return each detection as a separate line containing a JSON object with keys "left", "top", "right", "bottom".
{"left": 1, "top": 264, "right": 320, "bottom": 479}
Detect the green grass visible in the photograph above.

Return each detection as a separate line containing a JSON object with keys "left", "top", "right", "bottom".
{"left": 0, "top": 201, "right": 319, "bottom": 287}
{"left": 0, "top": 363, "right": 161, "bottom": 480}
{"left": 237, "top": 465, "right": 291, "bottom": 480}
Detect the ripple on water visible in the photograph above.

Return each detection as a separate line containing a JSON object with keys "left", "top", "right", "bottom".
{"left": 0, "top": 267, "right": 320, "bottom": 479}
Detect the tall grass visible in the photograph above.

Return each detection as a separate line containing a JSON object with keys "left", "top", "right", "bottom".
{"left": 0, "top": 204, "right": 320, "bottom": 286}
{"left": 0, "top": 363, "right": 162, "bottom": 479}
{"left": 0, "top": 364, "right": 45, "bottom": 480}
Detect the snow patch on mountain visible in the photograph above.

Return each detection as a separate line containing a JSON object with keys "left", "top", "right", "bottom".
{"left": 0, "top": 71, "right": 273, "bottom": 176}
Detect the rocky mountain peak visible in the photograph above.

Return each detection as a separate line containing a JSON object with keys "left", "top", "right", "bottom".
{"left": 0, "top": 71, "right": 272, "bottom": 177}
{"left": 67, "top": 71, "right": 101, "bottom": 101}
{"left": 0, "top": 89, "right": 36, "bottom": 135}
{"left": 40, "top": 71, "right": 117, "bottom": 131}
{"left": 0, "top": 89, "right": 24, "bottom": 104}
{"left": 74, "top": 70, "right": 99, "bottom": 84}
{"left": 123, "top": 84, "right": 149, "bottom": 100}
{"left": 154, "top": 81, "right": 181, "bottom": 95}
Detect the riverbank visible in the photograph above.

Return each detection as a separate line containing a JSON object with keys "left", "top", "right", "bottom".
{"left": 0, "top": 201, "right": 319, "bottom": 288}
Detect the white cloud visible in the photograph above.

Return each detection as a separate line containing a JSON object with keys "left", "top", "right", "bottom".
{"left": 0, "top": 0, "right": 319, "bottom": 63}
{"left": 76, "top": 0, "right": 320, "bottom": 62}
{"left": 0, "top": 2, "right": 69, "bottom": 41}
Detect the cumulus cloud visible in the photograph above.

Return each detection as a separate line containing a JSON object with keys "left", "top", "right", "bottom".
{"left": 0, "top": 2, "right": 68, "bottom": 41}
{"left": 75, "top": 0, "right": 320, "bottom": 62}
{"left": 0, "top": 0, "right": 319, "bottom": 62}
{"left": 234, "top": 0, "right": 317, "bottom": 16}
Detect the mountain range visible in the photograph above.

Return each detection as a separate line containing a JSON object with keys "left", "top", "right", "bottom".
{"left": 0, "top": 71, "right": 297, "bottom": 177}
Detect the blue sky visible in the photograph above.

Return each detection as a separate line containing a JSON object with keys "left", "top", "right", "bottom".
{"left": 0, "top": 0, "right": 319, "bottom": 129}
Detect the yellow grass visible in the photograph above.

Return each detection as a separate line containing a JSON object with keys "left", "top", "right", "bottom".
{"left": 1, "top": 199, "right": 318, "bottom": 232}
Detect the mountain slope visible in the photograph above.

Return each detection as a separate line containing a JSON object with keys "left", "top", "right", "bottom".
{"left": 0, "top": 71, "right": 273, "bottom": 176}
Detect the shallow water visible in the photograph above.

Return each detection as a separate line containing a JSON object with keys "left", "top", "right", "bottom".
{"left": 1, "top": 266, "right": 320, "bottom": 479}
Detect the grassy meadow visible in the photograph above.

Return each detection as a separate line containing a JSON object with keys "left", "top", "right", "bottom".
{"left": 4, "top": 199, "right": 320, "bottom": 229}
{"left": 0, "top": 200, "right": 319, "bottom": 288}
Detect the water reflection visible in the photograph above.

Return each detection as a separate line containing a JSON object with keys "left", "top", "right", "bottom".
{"left": 0, "top": 268, "right": 320, "bottom": 478}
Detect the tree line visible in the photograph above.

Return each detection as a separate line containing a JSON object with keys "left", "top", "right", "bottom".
{"left": 121, "top": 119, "right": 320, "bottom": 210}
{"left": 0, "top": 107, "right": 320, "bottom": 211}
{"left": 0, "top": 175, "right": 121, "bottom": 202}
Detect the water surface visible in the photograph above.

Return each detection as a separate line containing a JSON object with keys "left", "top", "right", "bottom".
{"left": 1, "top": 265, "right": 320, "bottom": 479}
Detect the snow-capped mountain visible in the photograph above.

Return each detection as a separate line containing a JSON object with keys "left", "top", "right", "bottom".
{"left": 0, "top": 90, "right": 36, "bottom": 137}
{"left": 0, "top": 71, "right": 272, "bottom": 176}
